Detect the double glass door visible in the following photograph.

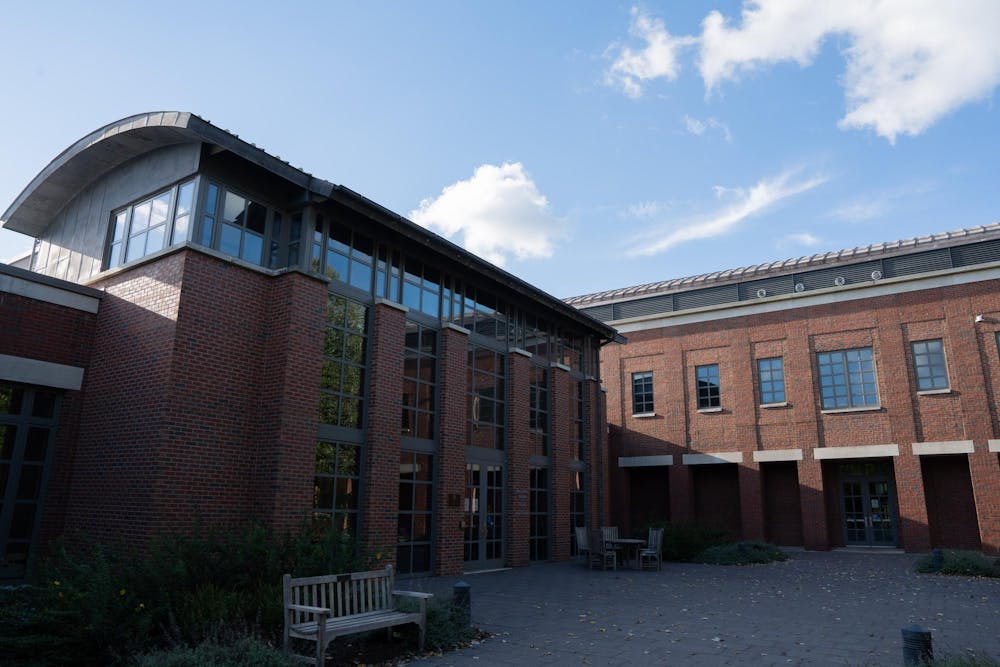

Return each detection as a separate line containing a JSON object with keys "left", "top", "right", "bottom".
{"left": 840, "top": 462, "right": 897, "bottom": 547}
{"left": 463, "top": 462, "right": 504, "bottom": 571}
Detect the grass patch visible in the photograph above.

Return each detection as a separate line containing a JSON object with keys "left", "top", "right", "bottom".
{"left": 915, "top": 550, "right": 1000, "bottom": 578}
{"left": 132, "top": 637, "right": 297, "bottom": 667}
{"left": 695, "top": 541, "right": 789, "bottom": 565}
{"left": 920, "top": 653, "right": 1000, "bottom": 666}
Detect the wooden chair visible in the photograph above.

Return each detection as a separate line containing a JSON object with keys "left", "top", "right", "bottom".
{"left": 588, "top": 528, "right": 616, "bottom": 570}
{"left": 601, "top": 526, "right": 623, "bottom": 560}
{"left": 574, "top": 526, "right": 590, "bottom": 562}
{"left": 640, "top": 527, "right": 664, "bottom": 571}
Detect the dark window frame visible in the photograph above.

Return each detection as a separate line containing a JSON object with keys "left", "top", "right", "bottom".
{"left": 816, "top": 347, "right": 879, "bottom": 409}
{"left": 631, "top": 371, "right": 654, "bottom": 414}
{"left": 757, "top": 357, "right": 786, "bottom": 405}
{"left": 105, "top": 178, "right": 196, "bottom": 270}
{"left": 911, "top": 339, "right": 949, "bottom": 392}
{"left": 695, "top": 364, "right": 721, "bottom": 409}
{"left": 319, "top": 297, "right": 369, "bottom": 430}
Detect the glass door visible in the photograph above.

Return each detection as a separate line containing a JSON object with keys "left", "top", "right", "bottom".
{"left": 463, "top": 462, "right": 504, "bottom": 571}
{"left": 840, "top": 463, "right": 897, "bottom": 547}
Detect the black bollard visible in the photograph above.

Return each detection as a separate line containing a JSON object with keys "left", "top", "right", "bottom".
{"left": 931, "top": 548, "right": 943, "bottom": 572}
{"left": 901, "top": 624, "right": 933, "bottom": 666}
{"left": 453, "top": 581, "right": 471, "bottom": 626}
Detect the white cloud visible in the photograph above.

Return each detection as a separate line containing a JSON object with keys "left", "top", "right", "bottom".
{"left": 783, "top": 232, "right": 823, "bottom": 247}
{"left": 683, "top": 115, "right": 733, "bottom": 142}
{"left": 830, "top": 181, "right": 936, "bottom": 221}
{"left": 699, "top": 0, "right": 1000, "bottom": 142}
{"left": 627, "top": 200, "right": 666, "bottom": 219}
{"left": 626, "top": 169, "right": 827, "bottom": 256}
{"left": 606, "top": 7, "right": 696, "bottom": 98}
{"left": 410, "top": 162, "right": 565, "bottom": 267}
{"left": 606, "top": 2, "right": 1000, "bottom": 141}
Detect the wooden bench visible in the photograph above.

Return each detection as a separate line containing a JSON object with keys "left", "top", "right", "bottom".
{"left": 282, "top": 565, "right": 433, "bottom": 667}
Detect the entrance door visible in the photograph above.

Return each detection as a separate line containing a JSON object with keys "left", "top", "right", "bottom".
{"left": 840, "top": 463, "right": 897, "bottom": 547}
{"left": 463, "top": 462, "right": 504, "bottom": 571}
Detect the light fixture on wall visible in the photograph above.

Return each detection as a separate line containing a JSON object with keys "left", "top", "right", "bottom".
{"left": 974, "top": 314, "right": 996, "bottom": 324}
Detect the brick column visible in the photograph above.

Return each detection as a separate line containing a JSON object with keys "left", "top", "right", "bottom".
{"left": 969, "top": 450, "right": 1000, "bottom": 554}
{"left": 880, "top": 318, "right": 930, "bottom": 551}
{"left": 506, "top": 349, "right": 533, "bottom": 567}
{"left": 434, "top": 324, "right": 470, "bottom": 575}
{"left": 550, "top": 363, "right": 573, "bottom": 561}
{"left": 586, "top": 379, "right": 604, "bottom": 527}
{"left": 255, "top": 271, "right": 327, "bottom": 532}
{"left": 361, "top": 300, "right": 406, "bottom": 562}
{"left": 738, "top": 458, "right": 764, "bottom": 541}
{"left": 798, "top": 458, "right": 829, "bottom": 550}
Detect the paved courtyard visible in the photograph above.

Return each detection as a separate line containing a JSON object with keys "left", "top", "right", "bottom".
{"left": 408, "top": 551, "right": 1000, "bottom": 666}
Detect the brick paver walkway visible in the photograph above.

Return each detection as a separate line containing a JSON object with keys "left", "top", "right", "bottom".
{"left": 408, "top": 551, "right": 1000, "bottom": 666}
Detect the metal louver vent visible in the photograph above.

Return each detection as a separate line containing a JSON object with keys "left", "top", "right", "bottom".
{"left": 580, "top": 304, "right": 613, "bottom": 322}
{"left": 615, "top": 294, "right": 674, "bottom": 319}
{"left": 796, "top": 260, "right": 883, "bottom": 291}
{"left": 675, "top": 283, "right": 740, "bottom": 311}
{"left": 883, "top": 249, "right": 952, "bottom": 278}
{"left": 739, "top": 275, "right": 796, "bottom": 300}
{"left": 951, "top": 239, "right": 1000, "bottom": 268}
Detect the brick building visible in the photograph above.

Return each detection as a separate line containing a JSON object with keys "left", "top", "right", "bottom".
{"left": 569, "top": 229, "right": 1000, "bottom": 554}
{"left": 0, "top": 112, "right": 617, "bottom": 580}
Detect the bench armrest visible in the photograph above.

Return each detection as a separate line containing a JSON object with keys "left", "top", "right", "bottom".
{"left": 393, "top": 590, "right": 434, "bottom": 599}
{"left": 287, "top": 603, "right": 331, "bottom": 615}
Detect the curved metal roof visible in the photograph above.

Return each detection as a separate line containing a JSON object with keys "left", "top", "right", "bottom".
{"left": 1, "top": 111, "right": 335, "bottom": 237}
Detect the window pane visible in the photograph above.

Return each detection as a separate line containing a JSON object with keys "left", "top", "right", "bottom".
{"left": 131, "top": 201, "right": 151, "bottom": 232}
{"left": 223, "top": 192, "right": 246, "bottom": 224}
{"left": 220, "top": 223, "right": 241, "bottom": 257}
{"left": 242, "top": 232, "right": 263, "bottom": 263}
{"left": 246, "top": 201, "right": 266, "bottom": 234}
{"left": 150, "top": 193, "right": 171, "bottom": 227}
{"left": 145, "top": 224, "right": 166, "bottom": 254}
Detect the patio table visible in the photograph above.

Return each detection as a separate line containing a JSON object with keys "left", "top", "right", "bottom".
{"left": 606, "top": 538, "right": 646, "bottom": 569}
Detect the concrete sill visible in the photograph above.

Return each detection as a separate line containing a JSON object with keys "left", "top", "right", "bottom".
{"left": 820, "top": 406, "right": 881, "bottom": 415}
{"left": 631, "top": 412, "right": 657, "bottom": 419}
{"left": 697, "top": 407, "right": 724, "bottom": 414}
{"left": 916, "top": 388, "right": 952, "bottom": 396}
{"left": 760, "top": 401, "right": 788, "bottom": 409}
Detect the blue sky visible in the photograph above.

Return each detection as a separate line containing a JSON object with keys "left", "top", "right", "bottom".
{"left": 1, "top": 1, "right": 998, "bottom": 299}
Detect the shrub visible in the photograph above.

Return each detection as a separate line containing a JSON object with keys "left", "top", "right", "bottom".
{"left": 132, "top": 637, "right": 298, "bottom": 667}
{"left": 424, "top": 598, "right": 479, "bottom": 650}
{"left": 915, "top": 550, "right": 1000, "bottom": 578}
{"left": 638, "top": 522, "right": 733, "bottom": 562}
{"left": 920, "top": 654, "right": 1000, "bottom": 666}
{"left": 695, "top": 540, "right": 789, "bottom": 565}
{"left": 0, "top": 523, "right": 368, "bottom": 666}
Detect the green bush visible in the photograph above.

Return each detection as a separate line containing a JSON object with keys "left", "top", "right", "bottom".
{"left": 132, "top": 637, "right": 298, "bottom": 667}
{"left": 425, "top": 598, "right": 478, "bottom": 650}
{"left": 0, "top": 523, "right": 368, "bottom": 666}
{"left": 638, "top": 522, "right": 734, "bottom": 562}
{"left": 915, "top": 550, "right": 1000, "bottom": 578}
{"left": 695, "top": 540, "right": 789, "bottom": 565}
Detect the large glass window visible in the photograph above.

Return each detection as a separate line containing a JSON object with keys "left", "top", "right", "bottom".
{"left": 529, "top": 366, "right": 549, "bottom": 456}
{"left": 199, "top": 183, "right": 276, "bottom": 266}
{"left": 695, "top": 364, "right": 721, "bottom": 409}
{"left": 319, "top": 297, "right": 368, "bottom": 429}
{"left": 468, "top": 346, "right": 505, "bottom": 450}
{"left": 0, "top": 383, "right": 59, "bottom": 581}
{"left": 106, "top": 179, "right": 196, "bottom": 269}
{"left": 757, "top": 357, "right": 786, "bottom": 404}
{"left": 397, "top": 451, "right": 433, "bottom": 575}
{"left": 817, "top": 347, "right": 878, "bottom": 409}
{"left": 402, "top": 322, "right": 437, "bottom": 440}
{"left": 632, "top": 371, "right": 654, "bottom": 414}
{"left": 313, "top": 441, "right": 360, "bottom": 536}
{"left": 911, "top": 339, "right": 948, "bottom": 391}
{"left": 573, "top": 381, "right": 586, "bottom": 460}
{"left": 529, "top": 467, "right": 549, "bottom": 561}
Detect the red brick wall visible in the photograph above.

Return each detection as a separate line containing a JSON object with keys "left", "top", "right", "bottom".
{"left": 603, "top": 277, "right": 1000, "bottom": 553}
{"left": 505, "top": 351, "right": 532, "bottom": 567}
{"left": 434, "top": 325, "right": 469, "bottom": 575}
{"left": 550, "top": 365, "right": 573, "bottom": 560}
{"left": 922, "top": 455, "right": 982, "bottom": 550}
{"left": 361, "top": 302, "right": 406, "bottom": 562}
{"left": 761, "top": 462, "right": 803, "bottom": 546}
{"left": 0, "top": 290, "right": 97, "bottom": 553}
